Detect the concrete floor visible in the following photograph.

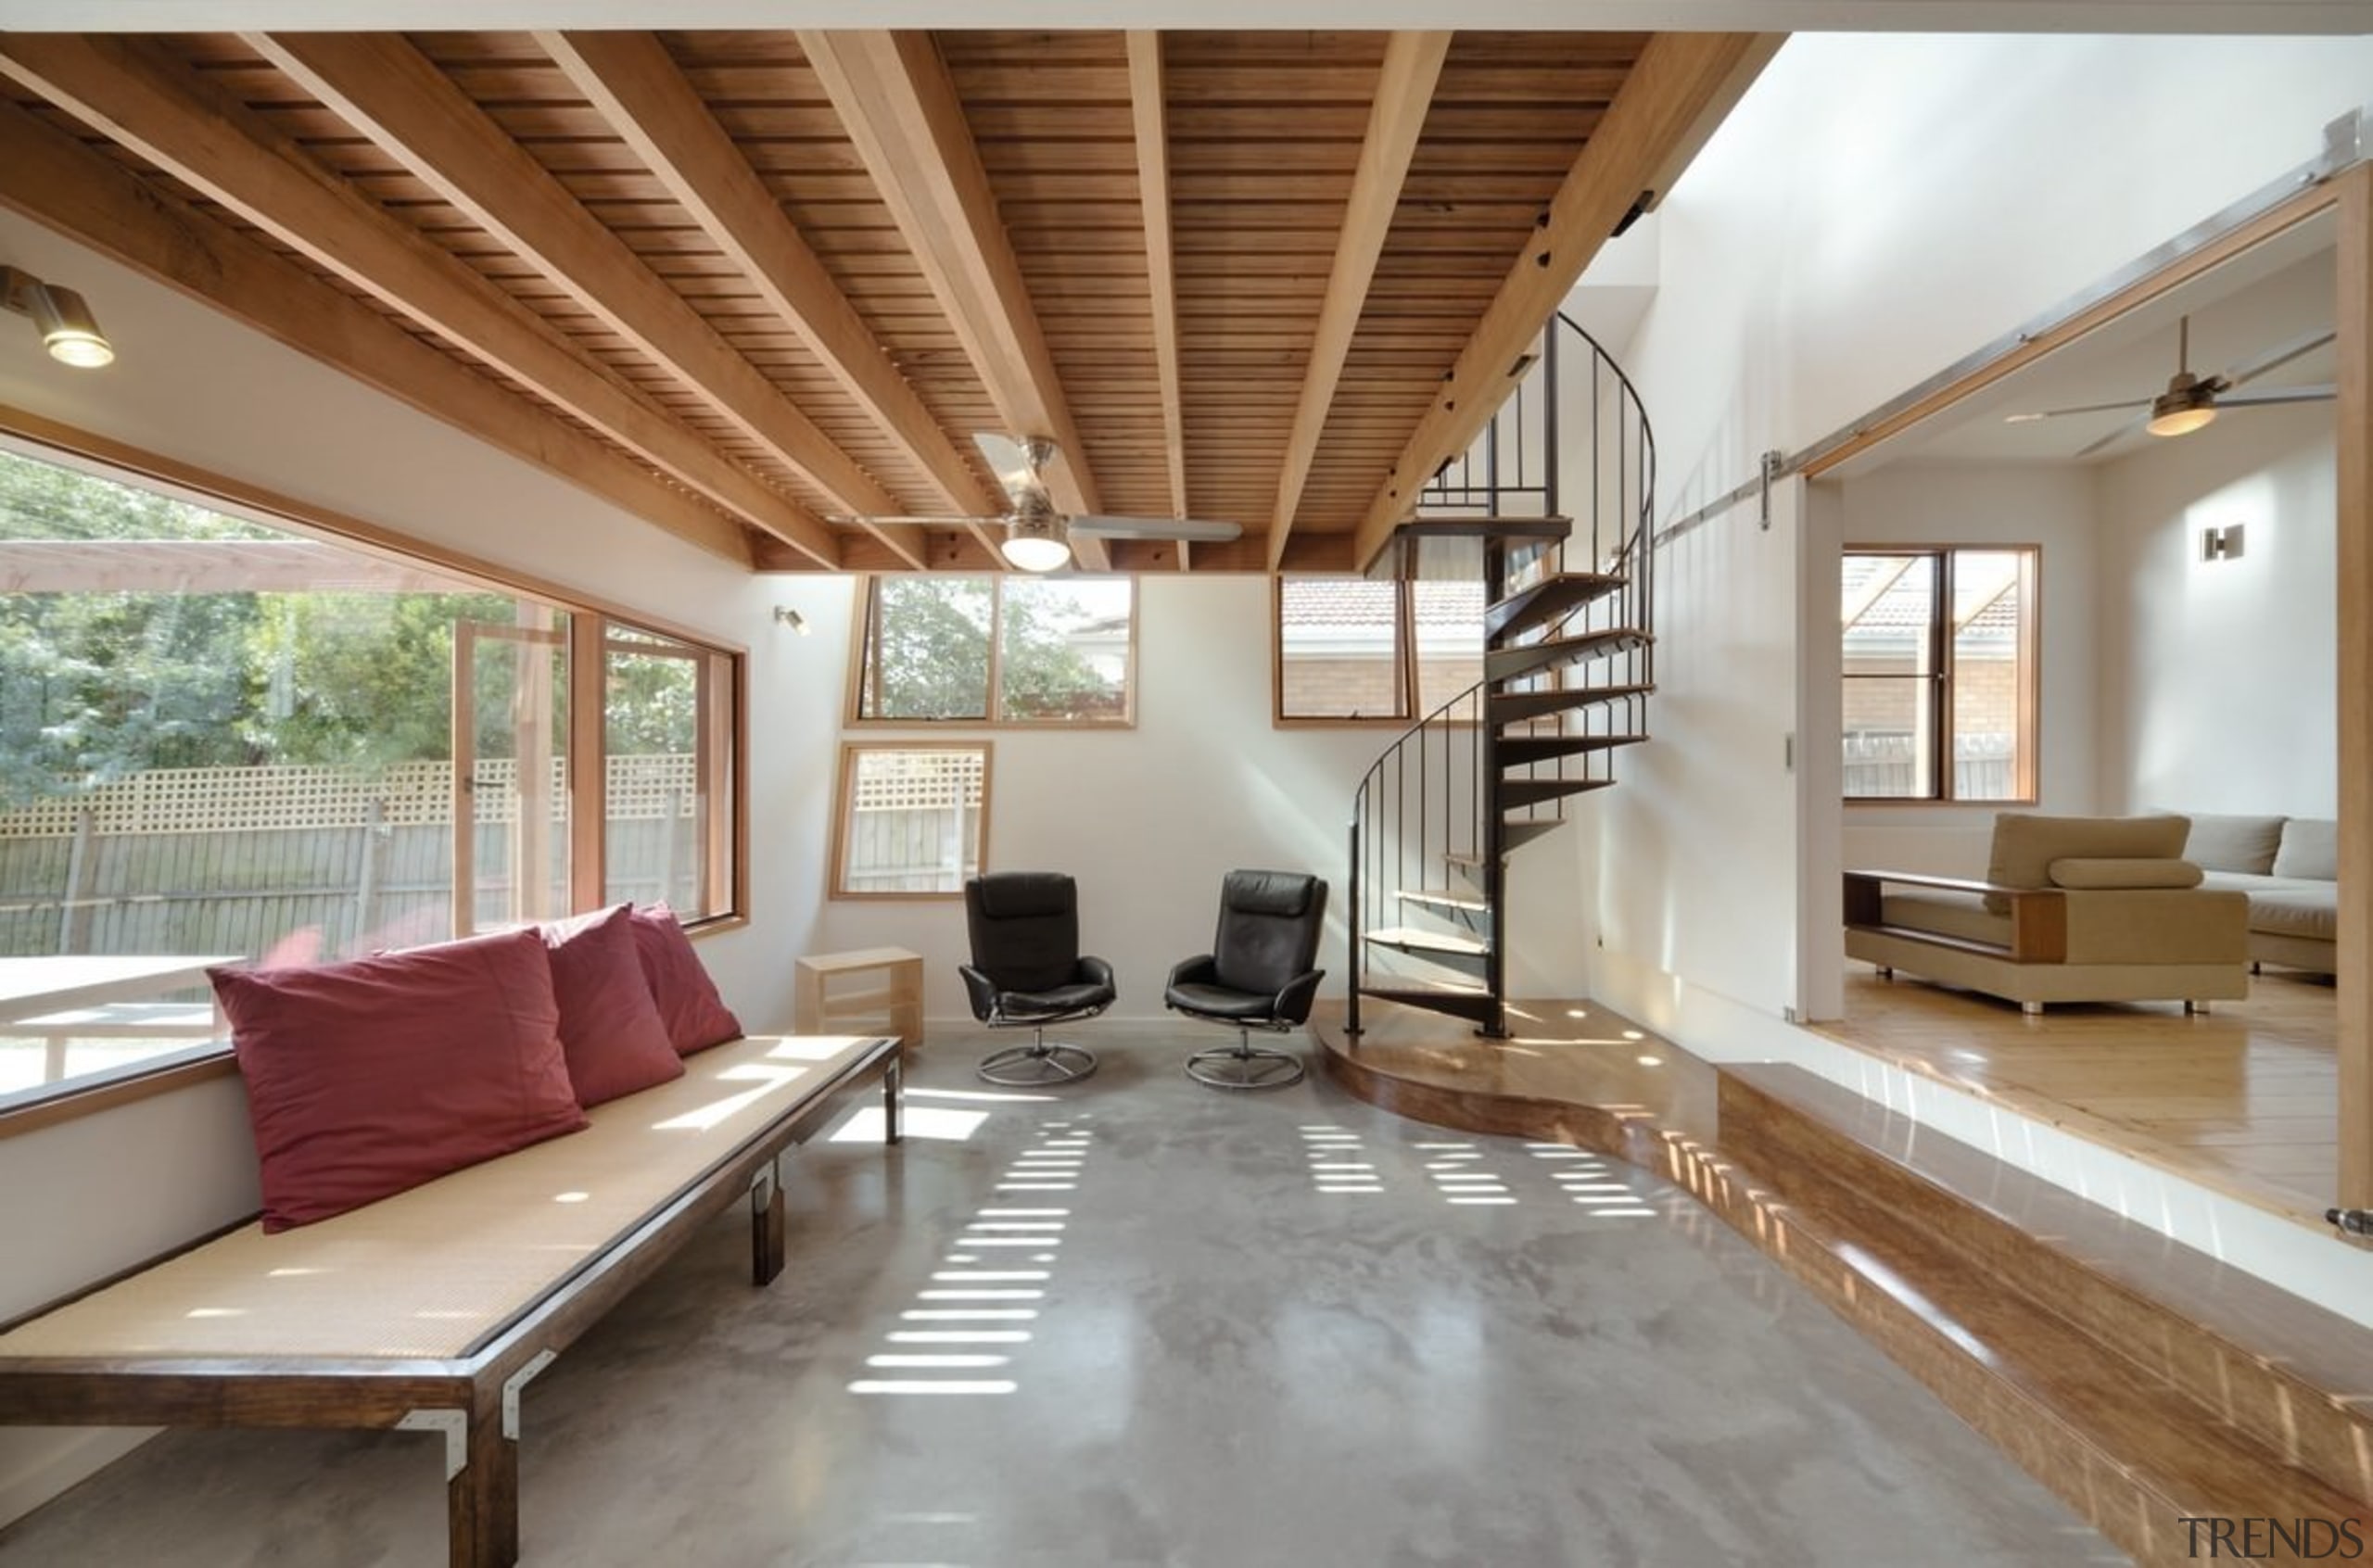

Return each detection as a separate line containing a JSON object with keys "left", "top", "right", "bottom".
{"left": 0, "top": 1026, "right": 2122, "bottom": 1566}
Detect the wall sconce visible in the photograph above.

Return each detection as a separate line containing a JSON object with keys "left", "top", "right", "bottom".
{"left": 772, "top": 606, "right": 811, "bottom": 634}
{"left": 0, "top": 265, "right": 115, "bottom": 368}
{"left": 2200, "top": 524, "right": 2245, "bottom": 563}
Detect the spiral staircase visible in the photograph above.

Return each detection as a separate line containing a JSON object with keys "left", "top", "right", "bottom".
{"left": 1346, "top": 310, "right": 1656, "bottom": 1041}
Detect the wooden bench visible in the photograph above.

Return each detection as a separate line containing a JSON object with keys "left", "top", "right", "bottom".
{"left": 0, "top": 1030, "right": 902, "bottom": 1567}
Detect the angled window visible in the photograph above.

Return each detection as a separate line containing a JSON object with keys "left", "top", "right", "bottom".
{"left": 832, "top": 743, "right": 991, "bottom": 899}
{"left": 1841, "top": 547, "right": 2037, "bottom": 803}
{"left": 853, "top": 575, "right": 1133, "bottom": 725}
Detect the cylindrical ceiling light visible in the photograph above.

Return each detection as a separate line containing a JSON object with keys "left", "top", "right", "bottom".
{"left": 1, "top": 265, "right": 115, "bottom": 369}
{"left": 999, "top": 501, "right": 1072, "bottom": 572}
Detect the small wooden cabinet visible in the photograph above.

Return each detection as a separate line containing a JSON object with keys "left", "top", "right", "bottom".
{"left": 793, "top": 946, "right": 925, "bottom": 1047}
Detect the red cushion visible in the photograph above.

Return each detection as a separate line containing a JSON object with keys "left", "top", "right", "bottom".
{"left": 628, "top": 903, "right": 743, "bottom": 1055}
{"left": 211, "top": 929, "right": 588, "bottom": 1232}
{"left": 541, "top": 904, "right": 685, "bottom": 1106}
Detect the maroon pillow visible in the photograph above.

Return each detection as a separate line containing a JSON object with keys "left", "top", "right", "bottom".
{"left": 540, "top": 904, "right": 685, "bottom": 1106}
{"left": 628, "top": 903, "right": 743, "bottom": 1055}
{"left": 211, "top": 929, "right": 588, "bottom": 1232}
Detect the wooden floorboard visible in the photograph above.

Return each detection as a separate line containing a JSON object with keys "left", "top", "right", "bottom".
{"left": 1813, "top": 964, "right": 2339, "bottom": 1226}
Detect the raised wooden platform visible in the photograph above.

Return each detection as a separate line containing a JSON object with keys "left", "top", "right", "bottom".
{"left": 1313, "top": 996, "right": 2373, "bottom": 1568}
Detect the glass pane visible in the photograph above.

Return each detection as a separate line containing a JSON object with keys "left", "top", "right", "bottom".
{"left": 839, "top": 747, "right": 986, "bottom": 895}
{"left": 1278, "top": 577, "right": 1403, "bottom": 720}
{"left": 1949, "top": 550, "right": 2027, "bottom": 801}
{"left": 1840, "top": 553, "right": 1937, "bottom": 676}
{"left": 1841, "top": 678, "right": 1937, "bottom": 798}
{"left": 1412, "top": 580, "right": 1485, "bottom": 715}
{"left": 603, "top": 631, "right": 703, "bottom": 916}
{"left": 997, "top": 576, "right": 1131, "bottom": 721}
{"left": 863, "top": 577, "right": 991, "bottom": 720}
{"left": 0, "top": 444, "right": 550, "bottom": 1091}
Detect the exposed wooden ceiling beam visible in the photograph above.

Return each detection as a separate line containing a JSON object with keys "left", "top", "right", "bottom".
{"left": 1124, "top": 31, "right": 1190, "bottom": 572}
{"left": 0, "top": 88, "right": 755, "bottom": 568}
{"left": 1269, "top": 32, "right": 1451, "bottom": 573}
{"left": 249, "top": 32, "right": 912, "bottom": 566}
{"left": 1350, "top": 32, "right": 1782, "bottom": 570}
{"left": 537, "top": 29, "right": 1006, "bottom": 567}
{"left": 800, "top": 29, "right": 1111, "bottom": 572}
{"left": 0, "top": 32, "right": 834, "bottom": 566}
{"left": 0, "top": 538, "right": 469, "bottom": 594}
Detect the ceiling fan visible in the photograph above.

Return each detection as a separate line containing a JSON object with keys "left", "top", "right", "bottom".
{"left": 2003, "top": 319, "right": 2337, "bottom": 458}
{"left": 847, "top": 434, "right": 1243, "bottom": 572}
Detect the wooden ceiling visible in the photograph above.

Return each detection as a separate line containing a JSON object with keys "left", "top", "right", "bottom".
{"left": 0, "top": 29, "right": 1772, "bottom": 575}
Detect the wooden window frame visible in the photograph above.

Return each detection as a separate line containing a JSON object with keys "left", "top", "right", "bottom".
{"left": 846, "top": 574, "right": 1137, "bottom": 728}
{"left": 1271, "top": 575, "right": 1486, "bottom": 727}
{"left": 1841, "top": 543, "right": 2039, "bottom": 806}
{"left": 0, "top": 411, "right": 749, "bottom": 1135}
{"left": 829, "top": 740, "right": 994, "bottom": 902}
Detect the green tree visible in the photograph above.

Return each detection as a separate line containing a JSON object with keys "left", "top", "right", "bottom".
{"left": 865, "top": 576, "right": 1119, "bottom": 720}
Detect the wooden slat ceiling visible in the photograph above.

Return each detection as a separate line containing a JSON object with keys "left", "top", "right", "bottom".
{"left": 0, "top": 29, "right": 1772, "bottom": 575}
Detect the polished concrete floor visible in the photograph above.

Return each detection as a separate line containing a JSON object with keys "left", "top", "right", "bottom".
{"left": 0, "top": 1026, "right": 2122, "bottom": 1566}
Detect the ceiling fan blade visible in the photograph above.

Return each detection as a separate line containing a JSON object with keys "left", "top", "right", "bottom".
{"left": 2074, "top": 412, "right": 2149, "bottom": 460}
{"left": 971, "top": 432, "right": 1046, "bottom": 499}
{"left": 831, "top": 512, "right": 1002, "bottom": 526}
{"left": 1067, "top": 514, "right": 1244, "bottom": 542}
{"left": 2223, "top": 329, "right": 2337, "bottom": 389}
{"left": 2012, "top": 397, "right": 2151, "bottom": 421}
{"left": 2217, "top": 383, "right": 2337, "bottom": 408}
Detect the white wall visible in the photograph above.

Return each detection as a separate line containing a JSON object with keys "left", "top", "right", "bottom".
{"left": 2097, "top": 402, "right": 2338, "bottom": 817}
{"left": 1836, "top": 462, "right": 2101, "bottom": 877}
{"left": 1595, "top": 33, "right": 2373, "bottom": 1036}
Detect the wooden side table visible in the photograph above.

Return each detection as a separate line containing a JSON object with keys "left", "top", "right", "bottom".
{"left": 793, "top": 947, "right": 925, "bottom": 1048}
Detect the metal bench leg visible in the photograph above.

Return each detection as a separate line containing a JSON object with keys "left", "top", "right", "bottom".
{"left": 884, "top": 1048, "right": 904, "bottom": 1145}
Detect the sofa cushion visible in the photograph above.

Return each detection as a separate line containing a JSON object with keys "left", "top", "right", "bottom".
{"left": 1986, "top": 813, "right": 2188, "bottom": 912}
{"left": 541, "top": 904, "right": 685, "bottom": 1106}
{"left": 2246, "top": 887, "right": 2338, "bottom": 944}
{"left": 2272, "top": 817, "right": 2337, "bottom": 881}
{"left": 210, "top": 929, "right": 589, "bottom": 1232}
{"left": 2047, "top": 857, "right": 2202, "bottom": 891}
{"left": 629, "top": 903, "right": 744, "bottom": 1055}
{"left": 2180, "top": 814, "right": 2287, "bottom": 877}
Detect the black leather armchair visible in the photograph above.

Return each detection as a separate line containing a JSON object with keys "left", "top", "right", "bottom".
{"left": 961, "top": 872, "right": 1115, "bottom": 1086}
{"left": 1164, "top": 869, "right": 1328, "bottom": 1090}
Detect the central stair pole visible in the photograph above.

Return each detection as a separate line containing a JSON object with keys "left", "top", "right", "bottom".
{"left": 1479, "top": 536, "right": 1509, "bottom": 1039}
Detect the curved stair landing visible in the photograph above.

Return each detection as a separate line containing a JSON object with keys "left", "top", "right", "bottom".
{"left": 1313, "top": 996, "right": 2373, "bottom": 1568}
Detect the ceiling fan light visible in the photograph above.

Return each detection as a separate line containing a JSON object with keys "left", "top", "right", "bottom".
{"left": 1000, "top": 512, "right": 1071, "bottom": 572}
{"left": 2146, "top": 389, "right": 2215, "bottom": 439}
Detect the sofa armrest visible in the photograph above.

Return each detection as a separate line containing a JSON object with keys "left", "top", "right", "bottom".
{"left": 2061, "top": 889, "right": 2249, "bottom": 966}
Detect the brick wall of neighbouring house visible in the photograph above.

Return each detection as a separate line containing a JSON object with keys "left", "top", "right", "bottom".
{"left": 1842, "top": 654, "right": 2018, "bottom": 739}
{"left": 1279, "top": 655, "right": 1484, "bottom": 718}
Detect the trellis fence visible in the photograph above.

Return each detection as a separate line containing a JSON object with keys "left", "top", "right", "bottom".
{"left": 0, "top": 757, "right": 702, "bottom": 959}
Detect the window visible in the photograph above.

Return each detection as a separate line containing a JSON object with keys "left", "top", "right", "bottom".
{"left": 853, "top": 575, "right": 1133, "bottom": 725}
{"left": 1274, "top": 576, "right": 1487, "bottom": 722}
{"left": 1841, "top": 547, "right": 2037, "bottom": 803}
{"left": 832, "top": 743, "right": 990, "bottom": 898}
{"left": 0, "top": 435, "right": 743, "bottom": 1103}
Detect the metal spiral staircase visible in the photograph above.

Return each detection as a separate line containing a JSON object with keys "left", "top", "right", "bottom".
{"left": 1346, "top": 310, "right": 1656, "bottom": 1040}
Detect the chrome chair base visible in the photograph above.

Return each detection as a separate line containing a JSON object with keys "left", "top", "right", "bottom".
{"left": 979, "top": 1040, "right": 1098, "bottom": 1087}
{"left": 1185, "top": 1039, "right": 1305, "bottom": 1091}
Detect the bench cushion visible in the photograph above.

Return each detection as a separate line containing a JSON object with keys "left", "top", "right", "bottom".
{"left": 543, "top": 904, "right": 684, "bottom": 1106}
{"left": 211, "top": 929, "right": 588, "bottom": 1232}
{"left": 0, "top": 1032, "right": 882, "bottom": 1362}
{"left": 2273, "top": 817, "right": 2338, "bottom": 881}
{"left": 631, "top": 904, "right": 744, "bottom": 1055}
{"left": 2181, "top": 813, "right": 2287, "bottom": 876}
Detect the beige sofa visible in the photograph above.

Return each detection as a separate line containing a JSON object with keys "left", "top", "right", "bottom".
{"left": 2179, "top": 813, "right": 2337, "bottom": 975}
{"left": 1845, "top": 813, "right": 2251, "bottom": 1015}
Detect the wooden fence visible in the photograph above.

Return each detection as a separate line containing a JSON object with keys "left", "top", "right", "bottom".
{"left": 1842, "top": 733, "right": 2016, "bottom": 801}
{"left": 0, "top": 758, "right": 702, "bottom": 960}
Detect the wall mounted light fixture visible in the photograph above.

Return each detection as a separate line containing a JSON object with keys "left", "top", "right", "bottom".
{"left": 0, "top": 265, "right": 114, "bottom": 368}
{"left": 772, "top": 606, "right": 811, "bottom": 634}
{"left": 2200, "top": 524, "right": 2245, "bottom": 563}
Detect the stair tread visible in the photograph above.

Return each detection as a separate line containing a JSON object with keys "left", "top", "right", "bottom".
{"left": 1499, "top": 777, "right": 1614, "bottom": 807}
{"left": 1484, "top": 572, "right": 1626, "bottom": 641}
{"left": 1486, "top": 627, "right": 1652, "bottom": 684}
{"left": 1744, "top": 1118, "right": 2373, "bottom": 1525}
{"left": 1354, "top": 983, "right": 1502, "bottom": 1027}
{"left": 1364, "top": 926, "right": 1490, "bottom": 957}
{"left": 1490, "top": 683, "right": 1655, "bottom": 724}
{"left": 1360, "top": 978, "right": 1493, "bottom": 999}
{"left": 1726, "top": 1061, "right": 2373, "bottom": 1411}
{"left": 1498, "top": 734, "right": 1644, "bottom": 765}
{"left": 1395, "top": 889, "right": 1491, "bottom": 914}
